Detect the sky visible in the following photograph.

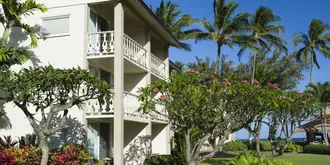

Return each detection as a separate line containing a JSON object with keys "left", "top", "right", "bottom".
{"left": 144, "top": 0, "right": 330, "bottom": 139}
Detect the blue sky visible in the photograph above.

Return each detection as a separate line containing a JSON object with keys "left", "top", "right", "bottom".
{"left": 144, "top": 0, "right": 330, "bottom": 139}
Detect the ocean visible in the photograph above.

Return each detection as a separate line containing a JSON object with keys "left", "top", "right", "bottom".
{"left": 238, "top": 138, "right": 306, "bottom": 142}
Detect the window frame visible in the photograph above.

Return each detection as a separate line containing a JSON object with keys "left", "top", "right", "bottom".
{"left": 41, "top": 14, "right": 71, "bottom": 38}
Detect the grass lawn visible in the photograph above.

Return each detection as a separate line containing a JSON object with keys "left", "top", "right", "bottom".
{"left": 199, "top": 153, "right": 330, "bottom": 165}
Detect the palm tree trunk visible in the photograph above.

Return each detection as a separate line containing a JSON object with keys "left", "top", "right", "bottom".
{"left": 251, "top": 52, "right": 257, "bottom": 85}
{"left": 310, "top": 54, "right": 313, "bottom": 83}
{"left": 324, "top": 110, "right": 329, "bottom": 145}
{"left": 215, "top": 44, "right": 222, "bottom": 74}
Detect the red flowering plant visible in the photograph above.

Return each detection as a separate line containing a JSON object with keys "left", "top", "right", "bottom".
{"left": 49, "top": 144, "right": 91, "bottom": 165}
{"left": 138, "top": 71, "right": 275, "bottom": 165}
{"left": 0, "top": 150, "right": 16, "bottom": 165}
{"left": 3, "top": 146, "right": 41, "bottom": 165}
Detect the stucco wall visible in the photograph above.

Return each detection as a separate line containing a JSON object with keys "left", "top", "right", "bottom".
{"left": 152, "top": 123, "right": 169, "bottom": 154}
{"left": 0, "top": 4, "right": 87, "bottom": 146}
{"left": 124, "top": 73, "right": 147, "bottom": 94}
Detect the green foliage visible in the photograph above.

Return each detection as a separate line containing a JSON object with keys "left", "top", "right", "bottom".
{"left": 286, "top": 144, "right": 303, "bottom": 153}
{"left": 49, "top": 144, "right": 91, "bottom": 165}
{"left": 303, "top": 145, "right": 330, "bottom": 155}
{"left": 18, "top": 134, "right": 38, "bottom": 148}
{"left": 0, "top": 136, "right": 18, "bottom": 150}
{"left": 2, "top": 146, "right": 41, "bottom": 165}
{"left": 228, "top": 152, "right": 295, "bottom": 165}
{"left": 222, "top": 141, "right": 248, "bottom": 151}
{"left": 151, "top": 0, "right": 200, "bottom": 51}
{"left": 144, "top": 154, "right": 184, "bottom": 165}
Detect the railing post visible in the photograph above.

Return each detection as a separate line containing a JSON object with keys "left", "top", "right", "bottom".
{"left": 114, "top": 1, "right": 124, "bottom": 165}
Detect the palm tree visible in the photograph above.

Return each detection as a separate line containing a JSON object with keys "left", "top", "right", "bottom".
{"left": 0, "top": 0, "right": 47, "bottom": 69}
{"left": 307, "top": 82, "right": 330, "bottom": 145}
{"left": 195, "top": 0, "right": 250, "bottom": 73}
{"left": 240, "top": 7, "right": 287, "bottom": 84}
{"left": 293, "top": 19, "right": 330, "bottom": 83}
{"left": 187, "top": 56, "right": 216, "bottom": 73}
{"left": 151, "top": 0, "right": 201, "bottom": 51}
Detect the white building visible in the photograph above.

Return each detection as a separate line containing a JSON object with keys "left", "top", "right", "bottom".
{"left": 0, "top": 0, "right": 180, "bottom": 164}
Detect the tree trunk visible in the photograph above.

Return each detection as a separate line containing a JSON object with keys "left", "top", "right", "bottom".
{"left": 215, "top": 44, "right": 222, "bottom": 74}
{"left": 310, "top": 54, "right": 313, "bottom": 83}
{"left": 39, "top": 134, "right": 49, "bottom": 165}
{"left": 323, "top": 110, "right": 329, "bottom": 145}
{"left": 251, "top": 52, "right": 257, "bottom": 85}
{"left": 253, "top": 120, "right": 262, "bottom": 157}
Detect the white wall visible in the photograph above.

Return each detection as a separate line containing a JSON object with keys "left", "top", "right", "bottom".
{"left": 152, "top": 123, "right": 169, "bottom": 154}
{"left": 38, "top": 0, "right": 111, "bottom": 8}
{"left": 0, "top": 4, "right": 87, "bottom": 146}
{"left": 124, "top": 121, "right": 151, "bottom": 165}
{"left": 124, "top": 73, "right": 147, "bottom": 94}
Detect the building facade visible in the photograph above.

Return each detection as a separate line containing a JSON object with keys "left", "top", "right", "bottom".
{"left": 0, "top": 0, "right": 180, "bottom": 165}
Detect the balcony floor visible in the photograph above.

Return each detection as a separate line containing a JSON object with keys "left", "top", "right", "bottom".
{"left": 88, "top": 57, "right": 147, "bottom": 74}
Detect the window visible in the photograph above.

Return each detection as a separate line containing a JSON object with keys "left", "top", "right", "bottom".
{"left": 42, "top": 15, "right": 70, "bottom": 37}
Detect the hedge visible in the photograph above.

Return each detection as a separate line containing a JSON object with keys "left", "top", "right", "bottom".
{"left": 303, "top": 145, "right": 330, "bottom": 155}
{"left": 286, "top": 144, "right": 303, "bottom": 153}
{"left": 223, "top": 141, "right": 248, "bottom": 151}
{"left": 144, "top": 152, "right": 184, "bottom": 165}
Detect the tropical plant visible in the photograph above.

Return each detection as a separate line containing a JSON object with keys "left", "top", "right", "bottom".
{"left": 49, "top": 144, "right": 91, "bottom": 165}
{"left": 138, "top": 71, "right": 277, "bottom": 165}
{"left": 293, "top": 19, "right": 330, "bottom": 83}
{"left": 306, "top": 82, "right": 330, "bottom": 145}
{"left": 0, "top": 66, "right": 113, "bottom": 165}
{"left": 187, "top": 56, "right": 216, "bottom": 73}
{"left": 0, "top": 136, "right": 18, "bottom": 151}
{"left": 151, "top": 0, "right": 201, "bottom": 51}
{"left": 195, "top": 0, "right": 250, "bottom": 73}
{"left": 0, "top": 0, "right": 47, "bottom": 69}
{"left": 241, "top": 6, "right": 287, "bottom": 84}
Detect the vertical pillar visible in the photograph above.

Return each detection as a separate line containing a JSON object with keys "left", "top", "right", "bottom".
{"left": 164, "top": 45, "right": 170, "bottom": 79}
{"left": 114, "top": 1, "right": 124, "bottom": 165}
{"left": 144, "top": 29, "right": 153, "bottom": 154}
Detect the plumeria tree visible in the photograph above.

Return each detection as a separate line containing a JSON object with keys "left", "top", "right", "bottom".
{"left": 266, "top": 90, "right": 318, "bottom": 158}
{"left": 138, "top": 70, "right": 275, "bottom": 165}
{"left": 0, "top": 66, "right": 113, "bottom": 165}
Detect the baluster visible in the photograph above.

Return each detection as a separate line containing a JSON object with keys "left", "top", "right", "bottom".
{"left": 110, "top": 32, "right": 114, "bottom": 53}
{"left": 88, "top": 34, "right": 92, "bottom": 55}
{"left": 102, "top": 32, "right": 108, "bottom": 54}
{"left": 96, "top": 34, "right": 101, "bottom": 55}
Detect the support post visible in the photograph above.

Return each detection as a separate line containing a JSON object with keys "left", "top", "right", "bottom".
{"left": 114, "top": 1, "right": 124, "bottom": 165}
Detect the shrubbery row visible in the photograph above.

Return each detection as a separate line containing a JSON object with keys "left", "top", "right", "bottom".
{"left": 303, "top": 145, "right": 330, "bottom": 155}
{"left": 223, "top": 140, "right": 305, "bottom": 152}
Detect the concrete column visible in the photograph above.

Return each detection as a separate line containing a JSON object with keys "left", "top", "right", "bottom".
{"left": 114, "top": 1, "right": 124, "bottom": 165}
{"left": 144, "top": 29, "right": 153, "bottom": 154}
{"left": 164, "top": 45, "right": 170, "bottom": 79}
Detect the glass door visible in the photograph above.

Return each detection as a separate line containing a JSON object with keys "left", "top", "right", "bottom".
{"left": 87, "top": 122, "right": 100, "bottom": 159}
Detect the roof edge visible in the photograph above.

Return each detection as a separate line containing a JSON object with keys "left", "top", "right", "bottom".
{"left": 135, "top": 0, "right": 180, "bottom": 47}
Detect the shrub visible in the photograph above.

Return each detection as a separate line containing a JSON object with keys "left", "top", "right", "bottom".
{"left": 286, "top": 144, "right": 303, "bottom": 153}
{"left": 228, "top": 152, "right": 295, "bottom": 165}
{"left": 0, "top": 151, "right": 16, "bottom": 164}
{"left": 293, "top": 141, "right": 307, "bottom": 147}
{"left": 303, "top": 145, "right": 330, "bottom": 155}
{"left": 223, "top": 141, "right": 248, "bottom": 151}
{"left": 4, "top": 146, "right": 41, "bottom": 165}
{"left": 0, "top": 136, "right": 18, "bottom": 150}
{"left": 49, "top": 144, "right": 91, "bottom": 165}
{"left": 143, "top": 154, "right": 184, "bottom": 165}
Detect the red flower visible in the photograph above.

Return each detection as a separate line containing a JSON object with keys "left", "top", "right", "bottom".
{"left": 211, "top": 74, "right": 216, "bottom": 78}
{"left": 241, "top": 80, "right": 248, "bottom": 84}
{"left": 267, "top": 82, "right": 272, "bottom": 86}
{"left": 225, "top": 80, "right": 231, "bottom": 86}
{"left": 195, "top": 71, "right": 200, "bottom": 75}
{"left": 153, "top": 87, "right": 159, "bottom": 93}
{"left": 254, "top": 85, "right": 261, "bottom": 89}
{"left": 273, "top": 84, "right": 279, "bottom": 88}
{"left": 296, "top": 91, "right": 303, "bottom": 95}
{"left": 253, "top": 80, "right": 259, "bottom": 84}
{"left": 160, "top": 95, "right": 167, "bottom": 100}
{"left": 217, "top": 105, "right": 223, "bottom": 111}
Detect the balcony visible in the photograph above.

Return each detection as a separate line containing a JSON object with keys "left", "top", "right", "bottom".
{"left": 85, "top": 91, "right": 168, "bottom": 122}
{"left": 87, "top": 31, "right": 167, "bottom": 80}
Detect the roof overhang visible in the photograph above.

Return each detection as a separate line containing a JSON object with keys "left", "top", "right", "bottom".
{"left": 125, "top": 0, "right": 180, "bottom": 47}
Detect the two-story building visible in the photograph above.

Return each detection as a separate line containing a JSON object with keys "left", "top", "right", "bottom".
{"left": 1, "top": 0, "right": 180, "bottom": 164}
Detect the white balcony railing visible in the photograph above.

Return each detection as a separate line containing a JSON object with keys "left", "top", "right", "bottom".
{"left": 87, "top": 32, "right": 167, "bottom": 79}
{"left": 85, "top": 91, "right": 168, "bottom": 121}
{"left": 151, "top": 53, "right": 166, "bottom": 79}
{"left": 88, "top": 31, "right": 115, "bottom": 56}
{"left": 123, "top": 34, "right": 148, "bottom": 70}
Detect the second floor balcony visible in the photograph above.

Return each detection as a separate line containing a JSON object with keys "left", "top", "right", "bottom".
{"left": 87, "top": 31, "right": 167, "bottom": 80}
{"left": 85, "top": 90, "right": 168, "bottom": 123}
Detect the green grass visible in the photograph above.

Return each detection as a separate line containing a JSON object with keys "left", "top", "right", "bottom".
{"left": 276, "top": 153, "right": 330, "bottom": 165}
{"left": 199, "top": 153, "right": 330, "bottom": 165}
